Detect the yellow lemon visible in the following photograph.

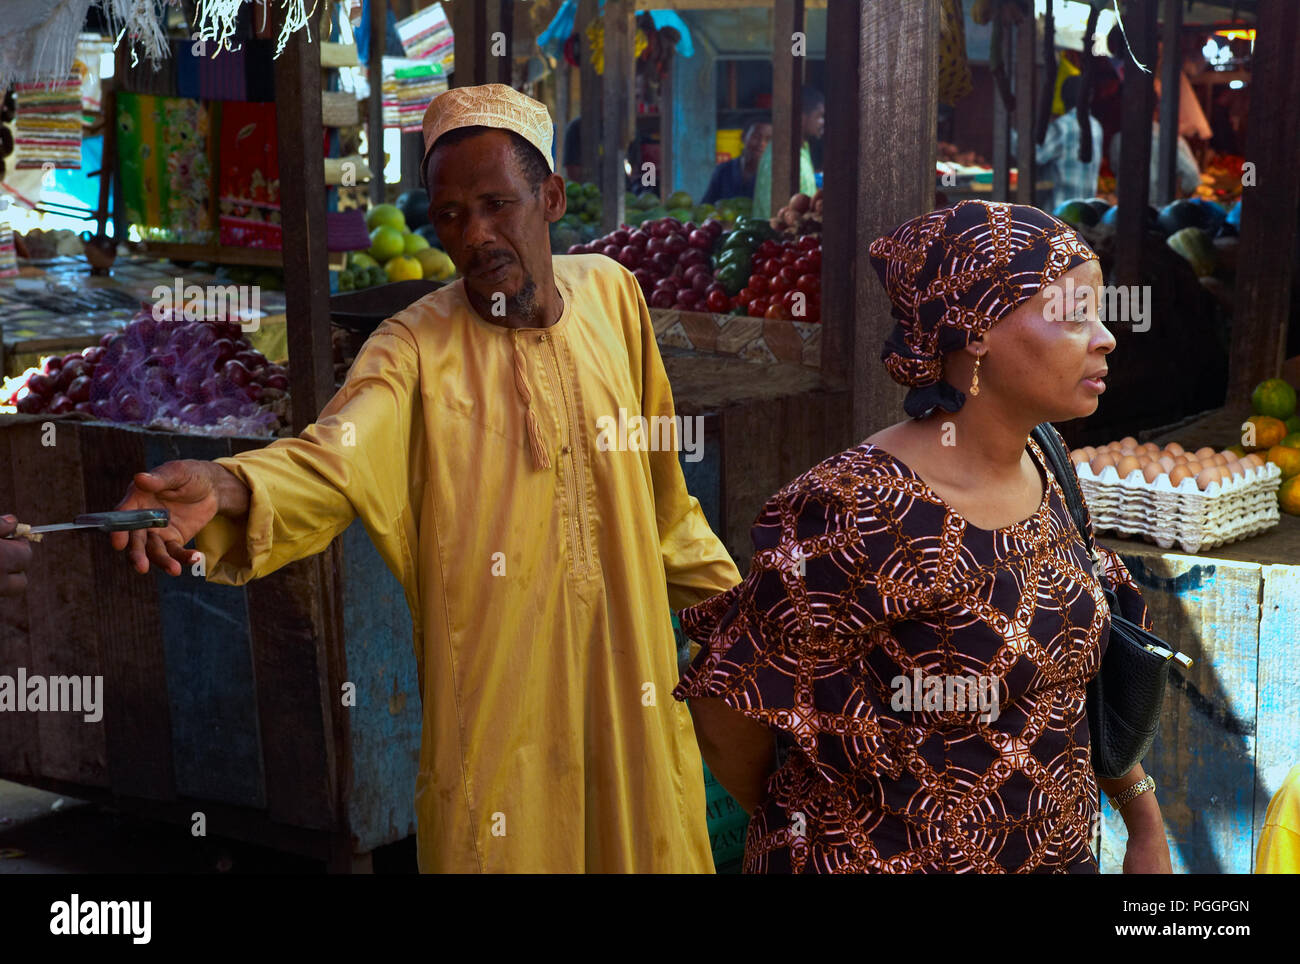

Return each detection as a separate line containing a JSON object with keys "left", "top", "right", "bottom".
{"left": 383, "top": 256, "right": 423, "bottom": 282}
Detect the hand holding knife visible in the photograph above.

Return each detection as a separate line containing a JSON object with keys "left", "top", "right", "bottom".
{"left": 4, "top": 509, "right": 170, "bottom": 543}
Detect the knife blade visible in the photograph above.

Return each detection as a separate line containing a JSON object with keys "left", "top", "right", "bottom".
{"left": 21, "top": 509, "right": 170, "bottom": 535}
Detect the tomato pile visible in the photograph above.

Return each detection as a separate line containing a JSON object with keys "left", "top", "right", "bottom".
{"left": 568, "top": 216, "right": 728, "bottom": 312}
{"left": 732, "top": 236, "right": 822, "bottom": 322}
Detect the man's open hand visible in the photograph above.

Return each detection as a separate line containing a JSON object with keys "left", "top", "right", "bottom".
{"left": 111, "top": 461, "right": 221, "bottom": 576}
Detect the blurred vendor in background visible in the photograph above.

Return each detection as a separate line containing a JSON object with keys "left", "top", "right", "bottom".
{"left": 752, "top": 86, "right": 824, "bottom": 219}
{"left": 701, "top": 120, "right": 771, "bottom": 205}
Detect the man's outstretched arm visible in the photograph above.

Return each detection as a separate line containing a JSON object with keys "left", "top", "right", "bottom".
{"left": 111, "top": 322, "right": 422, "bottom": 586}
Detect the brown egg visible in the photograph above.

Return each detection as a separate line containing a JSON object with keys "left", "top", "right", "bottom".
{"left": 1210, "top": 453, "right": 1228, "bottom": 467}
{"left": 1142, "top": 461, "right": 1164, "bottom": 484}
{"left": 1195, "top": 446, "right": 1216, "bottom": 460}
{"left": 1221, "top": 449, "right": 1240, "bottom": 463}
{"left": 1120, "top": 436, "right": 1139, "bottom": 449}
{"left": 1173, "top": 453, "right": 1190, "bottom": 464}
{"left": 1090, "top": 452, "right": 1117, "bottom": 474}
{"left": 1164, "top": 442, "right": 1186, "bottom": 457}
{"left": 1070, "top": 448, "right": 1088, "bottom": 466}
{"left": 1107, "top": 441, "right": 1125, "bottom": 452}
{"left": 1116, "top": 455, "right": 1143, "bottom": 478}
{"left": 1169, "top": 465, "right": 1195, "bottom": 487}
{"left": 1225, "top": 461, "right": 1246, "bottom": 478}
{"left": 1082, "top": 445, "right": 1098, "bottom": 461}
{"left": 1143, "top": 442, "right": 1162, "bottom": 456}
{"left": 1158, "top": 455, "right": 1176, "bottom": 472}
{"left": 1242, "top": 453, "right": 1265, "bottom": 470}
{"left": 1196, "top": 466, "right": 1223, "bottom": 490}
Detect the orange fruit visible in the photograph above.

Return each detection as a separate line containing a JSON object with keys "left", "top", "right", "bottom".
{"left": 1243, "top": 415, "right": 1288, "bottom": 451}
{"left": 1280, "top": 476, "right": 1300, "bottom": 516}
{"left": 1252, "top": 378, "right": 1298, "bottom": 419}
{"left": 1266, "top": 444, "right": 1300, "bottom": 480}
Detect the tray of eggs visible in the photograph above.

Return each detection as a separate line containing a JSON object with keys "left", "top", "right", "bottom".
{"left": 1068, "top": 437, "right": 1282, "bottom": 553}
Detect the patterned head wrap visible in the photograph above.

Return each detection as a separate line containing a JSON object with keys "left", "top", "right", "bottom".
{"left": 420, "top": 83, "right": 555, "bottom": 186}
{"left": 868, "top": 200, "right": 1096, "bottom": 419}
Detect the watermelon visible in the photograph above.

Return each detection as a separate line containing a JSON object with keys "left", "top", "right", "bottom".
{"left": 415, "top": 224, "right": 442, "bottom": 248}
{"left": 1157, "top": 199, "right": 1204, "bottom": 236}
{"left": 1084, "top": 198, "right": 1111, "bottom": 218}
{"left": 1054, "top": 199, "right": 1100, "bottom": 228}
{"left": 397, "top": 189, "right": 430, "bottom": 230}
{"left": 1188, "top": 198, "right": 1227, "bottom": 232}
{"left": 1102, "top": 203, "right": 1163, "bottom": 233}
{"left": 1166, "top": 226, "right": 1216, "bottom": 277}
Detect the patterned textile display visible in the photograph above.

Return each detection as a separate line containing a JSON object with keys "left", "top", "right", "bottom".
{"left": 383, "top": 59, "right": 447, "bottom": 133}
{"left": 217, "top": 101, "right": 280, "bottom": 249}
{"left": 13, "top": 78, "right": 83, "bottom": 169}
{"left": 868, "top": 200, "right": 1096, "bottom": 419}
{"left": 674, "top": 430, "right": 1155, "bottom": 873}
{"left": 116, "top": 92, "right": 214, "bottom": 244}
{"left": 0, "top": 219, "right": 17, "bottom": 278}
{"left": 395, "top": 2, "right": 454, "bottom": 72}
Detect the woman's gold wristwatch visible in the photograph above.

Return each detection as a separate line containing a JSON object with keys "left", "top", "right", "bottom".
{"left": 1109, "top": 775, "right": 1156, "bottom": 811}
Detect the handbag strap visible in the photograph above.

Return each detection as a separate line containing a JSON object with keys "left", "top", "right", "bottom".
{"left": 1030, "top": 422, "right": 1109, "bottom": 586}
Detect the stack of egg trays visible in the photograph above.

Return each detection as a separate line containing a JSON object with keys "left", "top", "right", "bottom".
{"left": 1076, "top": 460, "right": 1282, "bottom": 553}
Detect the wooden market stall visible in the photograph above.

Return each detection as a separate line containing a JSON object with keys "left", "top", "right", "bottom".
{"left": 0, "top": 4, "right": 419, "bottom": 872}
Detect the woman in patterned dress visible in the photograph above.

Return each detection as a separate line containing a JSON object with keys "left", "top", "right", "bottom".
{"left": 674, "top": 201, "right": 1173, "bottom": 873}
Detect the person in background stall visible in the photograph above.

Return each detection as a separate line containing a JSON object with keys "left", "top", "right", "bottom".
{"left": 0, "top": 516, "right": 33, "bottom": 596}
{"left": 1108, "top": 112, "right": 1201, "bottom": 201}
{"left": 1031, "top": 76, "right": 1104, "bottom": 212}
{"left": 701, "top": 120, "right": 771, "bottom": 205}
{"left": 751, "top": 86, "right": 823, "bottom": 219}
{"left": 107, "top": 84, "right": 740, "bottom": 874}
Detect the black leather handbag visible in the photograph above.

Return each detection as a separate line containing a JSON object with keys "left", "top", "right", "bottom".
{"left": 1031, "top": 423, "right": 1191, "bottom": 780}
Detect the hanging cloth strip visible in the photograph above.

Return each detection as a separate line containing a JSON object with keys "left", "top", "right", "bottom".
{"left": 510, "top": 329, "right": 552, "bottom": 471}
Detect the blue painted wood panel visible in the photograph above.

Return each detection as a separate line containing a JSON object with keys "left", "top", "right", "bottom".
{"left": 340, "top": 519, "right": 419, "bottom": 851}
{"left": 1100, "top": 552, "right": 1261, "bottom": 873}
{"left": 144, "top": 433, "right": 266, "bottom": 808}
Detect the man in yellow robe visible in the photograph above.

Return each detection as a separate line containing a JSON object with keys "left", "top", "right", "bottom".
{"left": 110, "top": 85, "right": 741, "bottom": 872}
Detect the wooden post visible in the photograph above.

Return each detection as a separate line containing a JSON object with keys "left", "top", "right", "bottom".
{"left": 659, "top": 50, "right": 675, "bottom": 204}
{"left": 555, "top": 59, "right": 570, "bottom": 171}
{"left": 820, "top": 0, "right": 861, "bottom": 388}
{"left": 991, "top": 23, "right": 1011, "bottom": 202}
{"left": 823, "top": 0, "right": 938, "bottom": 441}
{"left": 1014, "top": 15, "right": 1036, "bottom": 205}
{"left": 1155, "top": 0, "right": 1182, "bottom": 205}
{"left": 577, "top": 0, "right": 600, "bottom": 184}
{"left": 274, "top": 16, "right": 334, "bottom": 433}
{"left": 368, "top": 0, "right": 386, "bottom": 204}
{"left": 493, "top": 0, "right": 514, "bottom": 86}
{"left": 771, "top": 0, "right": 805, "bottom": 215}
{"left": 1115, "top": 0, "right": 1158, "bottom": 292}
{"left": 1230, "top": 0, "right": 1300, "bottom": 398}
{"left": 600, "top": 0, "right": 633, "bottom": 233}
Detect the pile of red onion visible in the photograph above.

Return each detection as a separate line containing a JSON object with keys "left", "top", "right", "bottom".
{"left": 12, "top": 311, "right": 286, "bottom": 432}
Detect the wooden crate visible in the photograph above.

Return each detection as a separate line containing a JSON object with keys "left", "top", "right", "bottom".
{"left": 0, "top": 416, "right": 418, "bottom": 866}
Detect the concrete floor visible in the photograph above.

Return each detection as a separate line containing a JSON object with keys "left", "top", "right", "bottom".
{"left": 0, "top": 779, "right": 417, "bottom": 873}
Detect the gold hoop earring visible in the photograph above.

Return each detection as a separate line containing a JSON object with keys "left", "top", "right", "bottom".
{"left": 969, "top": 353, "right": 982, "bottom": 397}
